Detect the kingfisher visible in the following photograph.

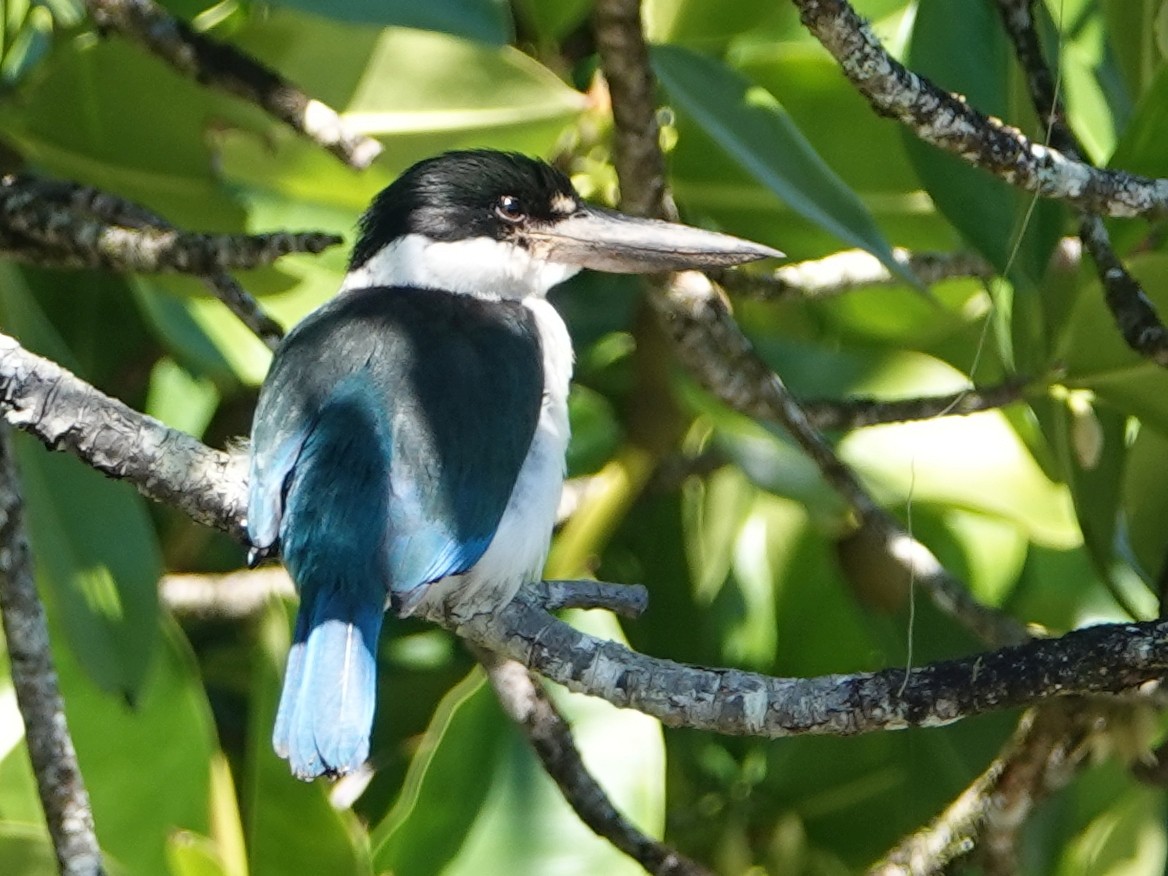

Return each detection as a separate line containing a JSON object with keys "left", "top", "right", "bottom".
{"left": 246, "top": 150, "right": 781, "bottom": 780}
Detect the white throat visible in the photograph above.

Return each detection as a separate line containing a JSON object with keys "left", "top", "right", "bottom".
{"left": 341, "top": 233, "right": 580, "bottom": 300}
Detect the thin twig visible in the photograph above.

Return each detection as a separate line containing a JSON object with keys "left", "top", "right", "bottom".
{"left": 84, "top": 0, "right": 382, "bottom": 169}
{"left": 719, "top": 248, "right": 995, "bottom": 301}
{"left": 800, "top": 379, "right": 1029, "bottom": 431}
{"left": 479, "top": 652, "right": 713, "bottom": 876}
{"left": 868, "top": 700, "right": 1104, "bottom": 875}
{"left": 0, "top": 426, "right": 104, "bottom": 876}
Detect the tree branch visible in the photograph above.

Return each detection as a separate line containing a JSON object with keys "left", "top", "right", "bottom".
{"left": 719, "top": 248, "right": 995, "bottom": 301}
{"left": 1, "top": 324, "right": 1166, "bottom": 746}
{"left": 0, "top": 426, "right": 104, "bottom": 876}
{"left": 0, "top": 331, "right": 246, "bottom": 540}
{"left": 790, "top": 0, "right": 1168, "bottom": 220}
{"left": 83, "top": 0, "right": 382, "bottom": 170}
{"left": 479, "top": 652, "right": 712, "bottom": 876}
{"left": 991, "top": 0, "right": 1168, "bottom": 367}
{"left": 800, "top": 379, "right": 1029, "bottom": 431}
{"left": 0, "top": 175, "right": 344, "bottom": 348}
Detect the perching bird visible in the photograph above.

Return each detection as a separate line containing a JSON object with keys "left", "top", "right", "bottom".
{"left": 246, "top": 150, "right": 782, "bottom": 780}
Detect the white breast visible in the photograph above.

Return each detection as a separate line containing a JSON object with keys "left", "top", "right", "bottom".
{"left": 413, "top": 297, "right": 573, "bottom": 618}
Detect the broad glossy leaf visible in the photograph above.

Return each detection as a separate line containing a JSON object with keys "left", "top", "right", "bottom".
{"left": 376, "top": 614, "right": 663, "bottom": 876}
{"left": 682, "top": 465, "right": 759, "bottom": 604}
{"left": 1051, "top": 1, "right": 1127, "bottom": 163}
{"left": 1038, "top": 392, "right": 1127, "bottom": 583}
{"left": 371, "top": 671, "right": 505, "bottom": 875}
{"left": 268, "top": 0, "right": 512, "bottom": 44}
{"left": 52, "top": 620, "right": 219, "bottom": 876}
{"left": 0, "top": 37, "right": 249, "bottom": 228}
{"left": 166, "top": 832, "right": 230, "bottom": 876}
{"left": 0, "top": 273, "right": 161, "bottom": 699}
{"left": 146, "top": 358, "right": 220, "bottom": 438}
{"left": 1054, "top": 785, "right": 1166, "bottom": 876}
{"left": 653, "top": 45, "right": 907, "bottom": 281}
{"left": 512, "top": 0, "right": 591, "bottom": 42}
{"left": 1122, "top": 426, "right": 1168, "bottom": 580}
{"left": 644, "top": 0, "right": 789, "bottom": 47}
{"left": 566, "top": 385, "right": 623, "bottom": 477}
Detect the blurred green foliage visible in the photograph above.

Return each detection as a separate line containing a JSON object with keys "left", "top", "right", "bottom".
{"left": 0, "top": 0, "right": 1167, "bottom": 873}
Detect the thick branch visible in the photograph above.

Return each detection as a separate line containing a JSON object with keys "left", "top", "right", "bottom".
{"left": 1, "top": 323, "right": 1165, "bottom": 744}
{"left": 0, "top": 427, "right": 104, "bottom": 875}
{"left": 84, "top": 0, "right": 382, "bottom": 169}
{"left": 791, "top": 0, "right": 1168, "bottom": 219}
{"left": 432, "top": 588, "right": 1163, "bottom": 735}
{"left": 0, "top": 332, "right": 246, "bottom": 540}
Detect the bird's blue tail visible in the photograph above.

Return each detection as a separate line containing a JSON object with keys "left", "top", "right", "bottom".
{"left": 271, "top": 387, "right": 390, "bottom": 780}
{"left": 272, "top": 585, "right": 383, "bottom": 780}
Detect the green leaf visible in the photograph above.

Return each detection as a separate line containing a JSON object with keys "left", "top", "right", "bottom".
{"left": 375, "top": 615, "right": 664, "bottom": 876}
{"left": 1055, "top": 785, "right": 1166, "bottom": 876}
{"left": 566, "top": 385, "right": 623, "bottom": 477}
{"left": 371, "top": 671, "right": 504, "bottom": 875}
{"left": 1059, "top": 253, "right": 1168, "bottom": 436}
{"left": 146, "top": 359, "right": 220, "bottom": 438}
{"left": 0, "top": 37, "right": 249, "bottom": 228}
{"left": 166, "top": 832, "right": 230, "bottom": 876}
{"left": 0, "top": 272, "right": 161, "bottom": 699}
{"left": 644, "top": 0, "right": 788, "bottom": 47}
{"left": 0, "top": 824, "right": 56, "bottom": 875}
{"left": 1041, "top": 392, "right": 1127, "bottom": 582}
{"left": 1122, "top": 426, "right": 1168, "bottom": 581}
{"left": 653, "top": 45, "right": 907, "bottom": 281}
{"left": 52, "top": 620, "right": 220, "bottom": 876}
{"left": 268, "top": 0, "right": 512, "bottom": 44}
{"left": 512, "top": 0, "right": 591, "bottom": 42}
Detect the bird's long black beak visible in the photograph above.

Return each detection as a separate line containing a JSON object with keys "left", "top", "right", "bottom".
{"left": 528, "top": 205, "right": 783, "bottom": 273}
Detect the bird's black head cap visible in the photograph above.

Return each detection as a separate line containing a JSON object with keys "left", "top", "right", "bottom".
{"left": 350, "top": 150, "right": 580, "bottom": 270}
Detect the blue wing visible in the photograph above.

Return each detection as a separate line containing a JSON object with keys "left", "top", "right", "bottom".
{"left": 247, "top": 285, "right": 543, "bottom": 778}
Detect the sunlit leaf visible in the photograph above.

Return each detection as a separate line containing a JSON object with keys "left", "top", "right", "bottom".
{"left": 268, "top": 0, "right": 512, "bottom": 44}
{"left": 653, "top": 45, "right": 907, "bottom": 281}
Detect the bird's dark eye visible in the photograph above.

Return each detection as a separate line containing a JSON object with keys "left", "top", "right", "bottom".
{"left": 495, "top": 195, "right": 526, "bottom": 224}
